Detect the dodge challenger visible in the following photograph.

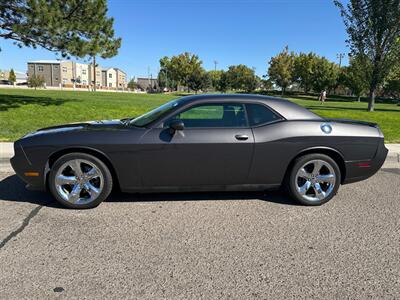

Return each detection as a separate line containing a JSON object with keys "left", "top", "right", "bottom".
{"left": 11, "top": 94, "right": 388, "bottom": 208}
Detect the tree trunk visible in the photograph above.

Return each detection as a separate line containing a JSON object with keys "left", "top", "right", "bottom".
{"left": 281, "top": 88, "right": 285, "bottom": 96}
{"left": 368, "top": 88, "right": 376, "bottom": 112}
{"left": 93, "top": 56, "right": 96, "bottom": 92}
{"left": 357, "top": 95, "right": 361, "bottom": 102}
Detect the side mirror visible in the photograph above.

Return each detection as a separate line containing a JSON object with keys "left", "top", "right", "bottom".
{"left": 169, "top": 119, "right": 184, "bottom": 134}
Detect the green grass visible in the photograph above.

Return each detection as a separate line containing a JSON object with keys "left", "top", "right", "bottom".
{"left": 0, "top": 88, "right": 399, "bottom": 142}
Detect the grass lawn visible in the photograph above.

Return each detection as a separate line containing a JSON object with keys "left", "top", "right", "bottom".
{"left": 1, "top": 88, "right": 399, "bottom": 142}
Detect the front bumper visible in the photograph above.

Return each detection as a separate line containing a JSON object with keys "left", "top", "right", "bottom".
{"left": 10, "top": 142, "right": 46, "bottom": 191}
{"left": 343, "top": 139, "right": 388, "bottom": 184}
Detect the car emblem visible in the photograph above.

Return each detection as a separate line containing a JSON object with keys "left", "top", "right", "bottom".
{"left": 321, "top": 123, "right": 332, "bottom": 134}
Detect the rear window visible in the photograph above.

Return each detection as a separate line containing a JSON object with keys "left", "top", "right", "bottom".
{"left": 246, "top": 103, "right": 282, "bottom": 126}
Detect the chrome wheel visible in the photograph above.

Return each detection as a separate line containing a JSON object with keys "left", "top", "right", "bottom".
{"left": 295, "top": 159, "right": 336, "bottom": 202}
{"left": 54, "top": 159, "right": 104, "bottom": 205}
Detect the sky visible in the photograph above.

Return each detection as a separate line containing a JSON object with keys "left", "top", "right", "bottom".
{"left": 0, "top": 0, "right": 349, "bottom": 79}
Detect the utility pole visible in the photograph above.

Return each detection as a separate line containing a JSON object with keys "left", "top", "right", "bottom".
{"left": 213, "top": 60, "right": 218, "bottom": 71}
{"left": 147, "top": 66, "right": 150, "bottom": 91}
{"left": 337, "top": 53, "right": 345, "bottom": 68}
{"left": 92, "top": 56, "right": 96, "bottom": 91}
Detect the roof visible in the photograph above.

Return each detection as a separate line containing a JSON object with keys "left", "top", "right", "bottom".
{"left": 176, "top": 94, "right": 322, "bottom": 121}
{"left": 137, "top": 77, "right": 158, "bottom": 81}
{"left": 28, "top": 60, "right": 65, "bottom": 64}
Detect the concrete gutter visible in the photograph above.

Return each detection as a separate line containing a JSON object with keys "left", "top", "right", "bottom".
{"left": 1, "top": 142, "right": 399, "bottom": 173}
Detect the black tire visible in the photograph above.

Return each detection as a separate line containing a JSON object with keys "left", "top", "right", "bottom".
{"left": 287, "top": 153, "right": 341, "bottom": 206}
{"left": 49, "top": 153, "right": 113, "bottom": 209}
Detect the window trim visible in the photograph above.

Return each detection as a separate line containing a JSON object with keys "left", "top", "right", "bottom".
{"left": 161, "top": 102, "right": 250, "bottom": 129}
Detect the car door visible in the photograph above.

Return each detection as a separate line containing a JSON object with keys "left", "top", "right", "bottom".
{"left": 137, "top": 102, "right": 255, "bottom": 188}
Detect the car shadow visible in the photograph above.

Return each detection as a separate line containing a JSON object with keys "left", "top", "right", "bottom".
{"left": 0, "top": 174, "right": 300, "bottom": 208}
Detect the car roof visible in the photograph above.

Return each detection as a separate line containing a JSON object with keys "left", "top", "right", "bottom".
{"left": 176, "top": 94, "right": 322, "bottom": 121}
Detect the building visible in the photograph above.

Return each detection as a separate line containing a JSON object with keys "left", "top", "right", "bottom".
{"left": 75, "top": 63, "right": 89, "bottom": 86}
{"left": 104, "top": 68, "right": 117, "bottom": 88}
{"left": 27, "top": 60, "right": 126, "bottom": 88}
{"left": 27, "top": 60, "right": 63, "bottom": 87}
{"left": 60, "top": 61, "right": 75, "bottom": 86}
{"left": 0, "top": 69, "right": 27, "bottom": 84}
{"left": 115, "top": 68, "right": 127, "bottom": 89}
{"left": 136, "top": 77, "right": 158, "bottom": 91}
{"left": 88, "top": 64, "right": 102, "bottom": 87}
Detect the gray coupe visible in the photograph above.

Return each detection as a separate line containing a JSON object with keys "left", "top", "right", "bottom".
{"left": 11, "top": 94, "right": 388, "bottom": 208}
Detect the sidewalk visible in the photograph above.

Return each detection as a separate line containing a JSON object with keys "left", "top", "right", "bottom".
{"left": 1, "top": 142, "right": 399, "bottom": 173}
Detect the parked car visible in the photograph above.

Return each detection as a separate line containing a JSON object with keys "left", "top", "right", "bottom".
{"left": 11, "top": 94, "right": 388, "bottom": 208}
{"left": 0, "top": 80, "right": 12, "bottom": 85}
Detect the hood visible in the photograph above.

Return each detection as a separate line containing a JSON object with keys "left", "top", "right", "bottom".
{"left": 24, "top": 119, "right": 125, "bottom": 138}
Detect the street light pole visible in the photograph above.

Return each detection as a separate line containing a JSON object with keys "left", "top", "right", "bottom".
{"left": 337, "top": 53, "right": 345, "bottom": 68}
{"left": 213, "top": 60, "right": 218, "bottom": 71}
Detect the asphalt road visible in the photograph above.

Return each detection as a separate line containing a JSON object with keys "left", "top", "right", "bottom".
{"left": 0, "top": 169, "right": 399, "bottom": 299}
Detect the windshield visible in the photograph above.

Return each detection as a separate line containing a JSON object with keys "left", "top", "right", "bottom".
{"left": 129, "top": 98, "right": 182, "bottom": 127}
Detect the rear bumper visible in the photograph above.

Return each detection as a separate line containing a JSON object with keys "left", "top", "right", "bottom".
{"left": 10, "top": 142, "right": 46, "bottom": 191}
{"left": 343, "top": 140, "right": 388, "bottom": 184}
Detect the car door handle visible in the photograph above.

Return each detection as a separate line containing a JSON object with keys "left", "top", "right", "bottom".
{"left": 235, "top": 134, "right": 249, "bottom": 141}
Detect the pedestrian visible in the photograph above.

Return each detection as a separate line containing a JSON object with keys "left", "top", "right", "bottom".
{"left": 319, "top": 89, "right": 327, "bottom": 104}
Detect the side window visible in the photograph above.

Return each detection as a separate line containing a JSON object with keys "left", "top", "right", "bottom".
{"left": 246, "top": 103, "right": 282, "bottom": 126}
{"left": 165, "top": 103, "right": 247, "bottom": 128}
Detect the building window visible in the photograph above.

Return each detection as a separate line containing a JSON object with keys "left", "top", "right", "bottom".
{"left": 62, "top": 67, "right": 67, "bottom": 72}
{"left": 62, "top": 78, "right": 67, "bottom": 84}
{"left": 82, "top": 80, "right": 87, "bottom": 85}
{"left": 82, "top": 70, "right": 86, "bottom": 75}
{"left": 109, "top": 73, "right": 112, "bottom": 78}
{"left": 109, "top": 82, "right": 112, "bottom": 87}
{"left": 38, "top": 66, "right": 44, "bottom": 72}
{"left": 96, "top": 72, "right": 100, "bottom": 76}
{"left": 55, "top": 77, "right": 59, "bottom": 81}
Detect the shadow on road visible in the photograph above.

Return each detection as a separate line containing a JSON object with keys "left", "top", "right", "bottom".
{"left": 0, "top": 174, "right": 299, "bottom": 208}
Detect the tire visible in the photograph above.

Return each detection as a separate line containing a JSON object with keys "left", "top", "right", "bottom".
{"left": 49, "top": 153, "right": 113, "bottom": 209}
{"left": 287, "top": 153, "right": 341, "bottom": 206}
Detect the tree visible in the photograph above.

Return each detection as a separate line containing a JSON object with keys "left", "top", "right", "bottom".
{"left": 335, "top": 0, "right": 400, "bottom": 111}
{"left": 260, "top": 78, "right": 274, "bottom": 91}
{"left": 384, "top": 64, "right": 400, "bottom": 98}
{"left": 159, "top": 52, "right": 203, "bottom": 91}
{"left": 1, "top": 1, "right": 121, "bottom": 92}
{"left": 86, "top": 35, "right": 121, "bottom": 91}
{"left": 225, "top": 64, "right": 258, "bottom": 92}
{"left": 217, "top": 71, "right": 229, "bottom": 93}
{"left": 293, "top": 52, "right": 318, "bottom": 93}
{"left": 208, "top": 70, "right": 224, "bottom": 91}
{"left": 187, "top": 68, "right": 210, "bottom": 93}
{"left": 341, "top": 55, "right": 370, "bottom": 101}
{"left": 1, "top": 0, "right": 120, "bottom": 57}
{"left": 310, "top": 56, "right": 340, "bottom": 93}
{"left": 8, "top": 69, "right": 16, "bottom": 84}
{"left": 158, "top": 60, "right": 178, "bottom": 91}
{"left": 127, "top": 79, "right": 139, "bottom": 90}
{"left": 27, "top": 74, "right": 45, "bottom": 89}
{"left": 268, "top": 46, "right": 295, "bottom": 95}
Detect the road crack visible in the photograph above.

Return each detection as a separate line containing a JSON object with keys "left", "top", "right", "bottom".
{"left": 0, "top": 205, "right": 43, "bottom": 250}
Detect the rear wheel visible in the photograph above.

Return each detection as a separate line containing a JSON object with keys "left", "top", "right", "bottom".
{"left": 287, "top": 154, "right": 341, "bottom": 206}
{"left": 49, "top": 153, "right": 113, "bottom": 209}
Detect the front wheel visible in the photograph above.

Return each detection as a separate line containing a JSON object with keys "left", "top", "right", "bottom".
{"left": 49, "top": 153, "right": 113, "bottom": 209}
{"left": 287, "top": 154, "right": 341, "bottom": 206}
